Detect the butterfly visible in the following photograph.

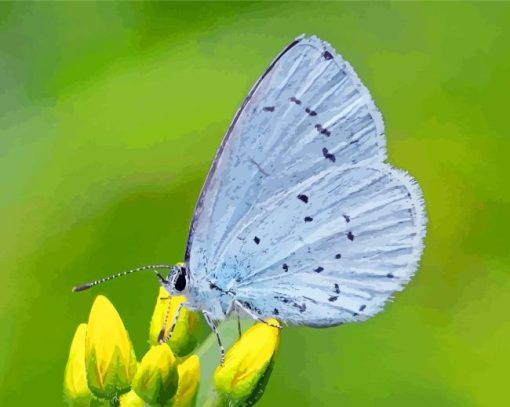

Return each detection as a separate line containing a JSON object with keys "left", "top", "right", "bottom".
{"left": 74, "top": 34, "right": 426, "bottom": 364}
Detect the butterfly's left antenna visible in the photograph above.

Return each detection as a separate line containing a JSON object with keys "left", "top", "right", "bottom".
{"left": 72, "top": 265, "right": 173, "bottom": 292}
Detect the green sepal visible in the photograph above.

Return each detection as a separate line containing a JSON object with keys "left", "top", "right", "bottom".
{"left": 86, "top": 345, "right": 135, "bottom": 400}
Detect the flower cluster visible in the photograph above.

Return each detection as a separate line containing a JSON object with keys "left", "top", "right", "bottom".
{"left": 65, "top": 288, "right": 280, "bottom": 406}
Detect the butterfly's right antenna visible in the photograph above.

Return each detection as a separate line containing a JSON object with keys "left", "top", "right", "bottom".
{"left": 72, "top": 265, "right": 174, "bottom": 292}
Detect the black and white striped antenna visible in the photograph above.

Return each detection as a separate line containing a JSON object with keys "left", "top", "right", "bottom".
{"left": 72, "top": 265, "right": 173, "bottom": 292}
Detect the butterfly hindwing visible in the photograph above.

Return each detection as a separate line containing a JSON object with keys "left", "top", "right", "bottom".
{"left": 231, "top": 164, "right": 425, "bottom": 326}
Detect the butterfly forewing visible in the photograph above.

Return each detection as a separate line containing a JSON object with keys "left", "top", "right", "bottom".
{"left": 186, "top": 35, "right": 425, "bottom": 326}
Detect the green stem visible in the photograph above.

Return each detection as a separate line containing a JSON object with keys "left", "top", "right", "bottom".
{"left": 195, "top": 318, "right": 248, "bottom": 406}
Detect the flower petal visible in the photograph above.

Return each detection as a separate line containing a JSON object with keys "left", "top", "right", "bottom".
{"left": 132, "top": 345, "right": 179, "bottom": 405}
{"left": 119, "top": 389, "right": 145, "bottom": 407}
{"left": 85, "top": 295, "right": 137, "bottom": 399}
{"left": 64, "top": 324, "right": 93, "bottom": 402}
{"left": 149, "top": 288, "right": 198, "bottom": 357}
{"left": 214, "top": 319, "right": 280, "bottom": 403}
{"left": 170, "top": 355, "right": 200, "bottom": 407}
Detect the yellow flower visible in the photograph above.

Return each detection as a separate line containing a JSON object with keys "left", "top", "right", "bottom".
{"left": 213, "top": 319, "right": 281, "bottom": 405}
{"left": 149, "top": 287, "right": 198, "bottom": 357}
{"left": 64, "top": 324, "right": 93, "bottom": 404}
{"left": 119, "top": 390, "right": 145, "bottom": 407}
{"left": 132, "top": 345, "right": 179, "bottom": 405}
{"left": 85, "top": 295, "right": 137, "bottom": 399}
{"left": 169, "top": 355, "right": 200, "bottom": 407}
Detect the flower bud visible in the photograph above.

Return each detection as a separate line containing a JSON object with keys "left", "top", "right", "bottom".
{"left": 149, "top": 287, "right": 198, "bottom": 357}
{"left": 170, "top": 355, "right": 200, "bottom": 407}
{"left": 213, "top": 319, "right": 280, "bottom": 405}
{"left": 132, "top": 345, "right": 179, "bottom": 405}
{"left": 119, "top": 390, "right": 145, "bottom": 407}
{"left": 64, "top": 324, "right": 93, "bottom": 404}
{"left": 85, "top": 295, "right": 137, "bottom": 399}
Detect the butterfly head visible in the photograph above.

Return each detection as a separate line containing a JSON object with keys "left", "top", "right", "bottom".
{"left": 162, "top": 264, "right": 189, "bottom": 296}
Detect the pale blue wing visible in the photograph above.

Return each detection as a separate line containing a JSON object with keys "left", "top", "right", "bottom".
{"left": 230, "top": 164, "right": 426, "bottom": 326}
{"left": 186, "top": 35, "right": 387, "bottom": 282}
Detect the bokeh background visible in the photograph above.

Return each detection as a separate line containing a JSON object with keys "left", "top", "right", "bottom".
{"left": 1, "top": 2, "right": 509, "bottom": 405}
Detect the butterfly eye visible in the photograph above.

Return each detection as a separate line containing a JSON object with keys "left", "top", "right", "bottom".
{"left": 174, "top": 268, "right": 187, "bottom": 292}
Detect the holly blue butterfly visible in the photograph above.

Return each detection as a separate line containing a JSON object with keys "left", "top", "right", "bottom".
{"left": 74, "top": 34, "right": 426, "bottom": 363}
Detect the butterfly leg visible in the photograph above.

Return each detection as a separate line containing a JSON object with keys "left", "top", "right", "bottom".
{"left": 202, "top": 310, "right": 225, "bottom": 365}
{"left": 158, "top": 301, "right": 186, "bottom": 344}
{"left": 234, "top": 300, "right": 282, "bottom": 329}
{"left": 237, "top": 314, "right": 242, "bottom": 338}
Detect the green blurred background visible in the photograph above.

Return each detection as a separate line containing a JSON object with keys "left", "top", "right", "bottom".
{"left": 1, "top": 2, "right": 509, "bottom": 405}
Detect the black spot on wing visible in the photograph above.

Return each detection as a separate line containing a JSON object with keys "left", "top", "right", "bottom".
{"left": 209, "top": 282, "right": 221, "bottom": 291}
{"left": 322, "top": 147, "right": 336, "bottom": 163}
{"left": 282, "top": 263, "right": 289, "bottom": 272}
{"left": 239, "top": 300, "right": 264, "bottom": 316}
{"left": 305, "top": 107, "right": 317, "bottom": 116}
{"left": 263, "top": 106, "right": 275, "bottom": 112}
{"left": 343, "top": 214, "right": 350, "bottom": 223}
{"left": 253, "top": 236, "right": 261, "bottom": 245}
{"left": 273, "top": 308, "right": 279, "bottom": 315}
{"left": 315, "top": 124, "right": 331, "bottom": 137}
{"left": 386, "top": 273, "right": 394, "bottom": 278}
{"left": 334, "top": 283, "right": 340, "bottom": 294}
{"left": 335, "top": 253, "right": 342, "bottom": 259}
{"left": 314, "top": 266, "right": 324, "bottom": 273}
{"left": 275, "top": 295, "right": 290, "bottom": 304}
{"left": 347, "top": 231, "right": 354, "bottom": 241}
{"left": 304, "top": 216, "right": 313, "bottom": 223}
{"left": 323, "top": 51, "right": 333, "bottom": 60}
{"left": 297, "top": 194, "right": 309, "bottom": 203}
{"left": 328, "top": 296, "right": 338, "bottom": 302}
{"left": 290, "top": 96, "right": 302, "bottom": 105}
{"left": 359, "top": 304, "right": 367, "bottom": 312}
{"left": 293, "top": 303, "right": 306, "bottom": 313}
